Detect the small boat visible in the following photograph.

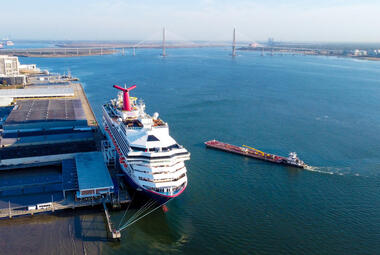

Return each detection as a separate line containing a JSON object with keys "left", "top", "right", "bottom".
{"left": 6, "top": 41, "right": 14, "bottom": 46}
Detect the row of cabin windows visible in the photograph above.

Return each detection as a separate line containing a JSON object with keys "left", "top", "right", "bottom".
{"left": 130, "top": 143, "right": 180, "bottom": 152}
{"left": 134, "top": 165, "right": 185, "bottom": 175}
{"left": 143, "top": 181, "right": 186, "bottom": 193}
{"left": 138, "top": 173, "right": 186, "bottom": 183}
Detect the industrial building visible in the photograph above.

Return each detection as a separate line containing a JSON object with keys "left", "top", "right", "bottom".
{"left": 0, "top": 73, "right": 130, "bottom": 235}
{"left": 0, "top": 55, "right": 20, "bottom": 76}
{"left": 0, "top": 152, "right": 115, "bottom": 213}
{"left": 19, "top": 64, "right": 41, "bottom": 74}
{"left": 75, "top": 152, "right": 114, "bottom": 199}
{"left": 0, "top": 98, "right": 91, "bottom": 150}
{"left": 0, "top": 86, "right": 74, "bottom": 106}
{"left": 3, "top": 98, "right": 86, "bottom": 132}
{"left": 62, "top": 152, "right": 115, "bottom": 200}
{"left": 0, "top": 81, "right": 97, "bottom": 160}
{"left": 0, "top": 55, "right": 27, "bottom": 86}
{"left": 0, "top": 103, "right": 96, "bottom": 162}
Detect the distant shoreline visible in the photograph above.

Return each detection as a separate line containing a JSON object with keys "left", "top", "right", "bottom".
{"left": 2, "top": 43, "right": 379, "bottom": 60}
{"left": 0, "top": 43, "right": 226, "bottom": 58}
{"left": 238, "top": 47, "right": 380, "bottom": 61}
{"left": 56, "top": 42, "right": 226, "bottom": 49}
{"left": 358, "top": 57, "right": 380, "bottom": 61}
{"left": 0, "top": 49, "right": 116, "bottom": 58}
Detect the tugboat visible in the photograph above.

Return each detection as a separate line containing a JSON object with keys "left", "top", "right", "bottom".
{"left": 283, "top": 152, "right": 306, "bottom": 168}
{"left": 102, "top": 84, "right": 190, "bottom": 204}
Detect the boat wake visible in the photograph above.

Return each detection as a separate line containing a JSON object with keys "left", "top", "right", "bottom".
{"left": 304, "top": 165, "right": 358, "bottom": 176}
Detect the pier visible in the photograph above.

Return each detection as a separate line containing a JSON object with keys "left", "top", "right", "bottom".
{"left": 72, "top": 83, "right": 97, "bottom": 127}
{"left": 0, "top": 55, "right": 175, "bottom": 244}
{"left": 0, "top": 192, "right": 131, "bottom": 219}
{"left": 0, "top": 59, "right": 134, "bottom": 243}
{"left": 103, "top": 202, "right": 121, "bottom": 240}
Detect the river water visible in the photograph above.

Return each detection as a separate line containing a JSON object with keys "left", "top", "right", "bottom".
{"left": 1, "top": 48, "right": 379, "bottom": 255}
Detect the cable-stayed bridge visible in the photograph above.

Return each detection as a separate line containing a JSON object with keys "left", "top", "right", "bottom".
{"left": 0, "top": 28, "right": 258, "bottom": 57}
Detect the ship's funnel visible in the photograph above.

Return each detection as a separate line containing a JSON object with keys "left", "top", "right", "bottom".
{"left": 113, "top": 84, "right": 136, "bottom": 111}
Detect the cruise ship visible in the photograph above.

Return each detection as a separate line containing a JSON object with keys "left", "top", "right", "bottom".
{"left": 102, "top": 85, "right": 190, "bottom": 203}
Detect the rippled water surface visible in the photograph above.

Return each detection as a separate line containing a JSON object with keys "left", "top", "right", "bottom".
{"left": 1, "top": 48, "right": 380, "bottom": 255}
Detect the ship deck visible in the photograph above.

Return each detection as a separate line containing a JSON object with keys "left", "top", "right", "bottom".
{"left": 104, "top": 103, "right": 166, "bottom": 128}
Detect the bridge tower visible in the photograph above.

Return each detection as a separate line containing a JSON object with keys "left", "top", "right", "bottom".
{"left": 232, "top": 28, "right": 236, "bottom": 57}
{"left": 162, "top": 27, "right": 166, "bottom": 57}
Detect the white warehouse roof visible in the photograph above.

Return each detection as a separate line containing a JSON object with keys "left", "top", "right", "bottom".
{"left": 75, "top": 152, "right": 114, "bottom": 192}
{"left": 0, "top": 87, "right": 74, "bottom": 98}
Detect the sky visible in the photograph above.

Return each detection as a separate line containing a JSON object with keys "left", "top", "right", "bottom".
{"left": 2, "top": 0, "right": 380, "bottom": 42}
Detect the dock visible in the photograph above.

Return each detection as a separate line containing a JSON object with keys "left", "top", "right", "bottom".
{"left": 103, "top": 202, "right": 121, "bottom": 240}
{"left": 0, "top": 56, "right": 138, "bottom": 242}
{"left": 0, "top": 151, "right": 132, "bottom": 220}
{"left": 72, "top": 83, "right": 97, "bottom": 127}
{"left": 205, "top": 140, "right": 306, "bottom": 168}
{"left": 0, "top": 191, "right": 131, "bottom": 219}
{"left": 0, "top": 58, "right": 131, "bottom": 223}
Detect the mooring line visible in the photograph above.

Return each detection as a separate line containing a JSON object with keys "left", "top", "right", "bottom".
{"left": 119, "top": 200, "right": 170, "bottom": 232}
{"left": 117, "top": 191, "right": 136, "bottom": 229}
{"left": 123, "top": 199, "right": 156, "bottom": 226}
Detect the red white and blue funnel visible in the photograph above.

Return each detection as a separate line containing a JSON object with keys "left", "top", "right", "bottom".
{"left": 113, "top": 84, "right": 136, "bottom": 111}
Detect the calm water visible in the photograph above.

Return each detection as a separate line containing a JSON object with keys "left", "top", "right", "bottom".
{"left": 1, "top": 48, "right": 380, "bottom": 255}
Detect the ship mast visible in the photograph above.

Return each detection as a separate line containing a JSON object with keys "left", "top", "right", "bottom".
{"left": 232, "top": 28, "right": 236, "bottom": 57}
{"left": 162, "top": 27, "right": 166, "bottom": 57}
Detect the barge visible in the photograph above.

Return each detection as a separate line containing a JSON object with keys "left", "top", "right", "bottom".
{"left": 205, "top": 140, "right": 307, "bottom": 168}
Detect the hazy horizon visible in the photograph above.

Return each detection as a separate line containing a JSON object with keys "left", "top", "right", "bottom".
{"left": 9, "top": 39, "right": 380, "bottom": 44}
{"left": 2, "top": 0, "right": 380, "bottom": 42}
